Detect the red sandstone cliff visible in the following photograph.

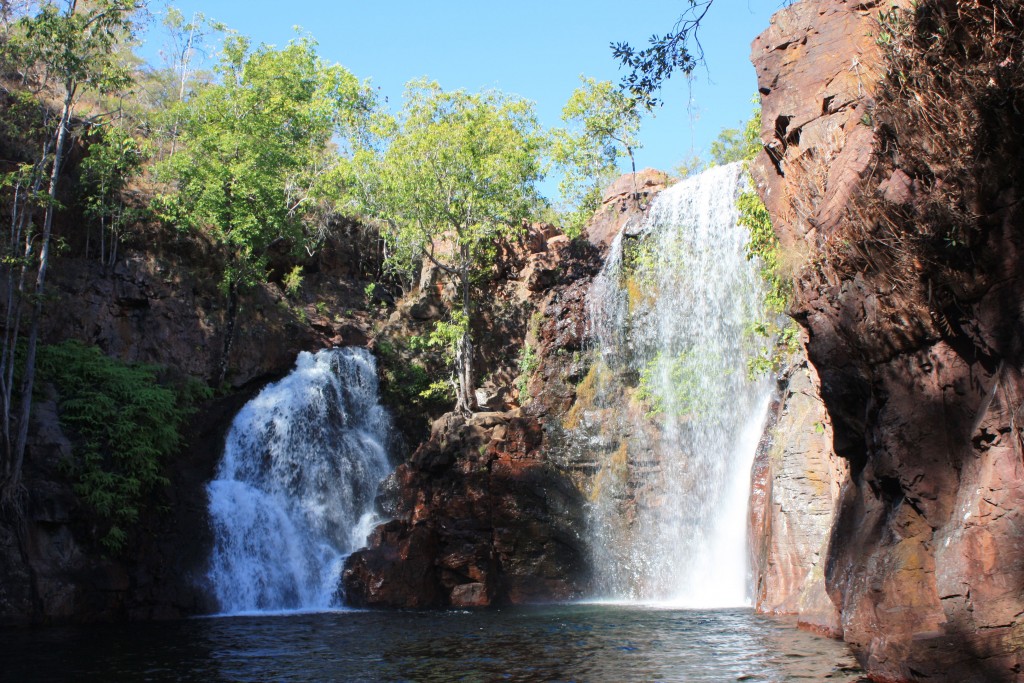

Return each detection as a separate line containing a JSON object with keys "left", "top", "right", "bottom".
{"left": 752, "top": 1, "right": 1024, "bottom": 680}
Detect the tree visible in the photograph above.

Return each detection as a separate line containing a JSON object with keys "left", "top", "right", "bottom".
{"left": 0, "top": 0, "right": 143, "bottom": 505}
{"left": 611, "top": 0, "right": 714, "bottom": 107}
{"left": 709, "top": 103, "right": 762, "bottom": 166}
{"left": 551, "top": 76, "right": 643, "bottom": 235}
{"left": 357, "top": 79, "right": 545, "bottom": 413}
{"left": 157, "top": 33, "right": 374, "bottom": 383}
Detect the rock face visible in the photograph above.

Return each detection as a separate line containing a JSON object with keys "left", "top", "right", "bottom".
{"left": 752, "top": 1, "right": 1024, "bottom": 680}
{"left": 585, "top": 168, "right": 668, "bottom": 248}
{"left": 749, "top": 353, "right": 846, "bottom": 635}
{"left": 342, "top": 410, "right": 587, "bottom": 607}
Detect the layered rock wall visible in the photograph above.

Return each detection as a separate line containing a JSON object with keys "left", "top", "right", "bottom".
{"left": 749, "top": 354, "right": 846, "bottom": 635}
{"left": 752, "top": 1, "right": 1024, "bottom": 680}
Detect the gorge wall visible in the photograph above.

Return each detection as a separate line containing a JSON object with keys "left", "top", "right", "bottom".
{"left": 751, "top": 0, "right": 1024, "bottom": 680}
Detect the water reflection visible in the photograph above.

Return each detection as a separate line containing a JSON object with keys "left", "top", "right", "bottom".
{"left": 1, "top": 606, "right": 866, "bottom": 682}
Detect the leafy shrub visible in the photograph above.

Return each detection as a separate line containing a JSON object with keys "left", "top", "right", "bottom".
{"left": 38, "top": 341, "right": 207, "bottom": 553}
{"left": 283, "top": 265, "right": 304, "bottom": 298}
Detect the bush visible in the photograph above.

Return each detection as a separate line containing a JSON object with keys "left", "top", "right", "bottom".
{"left": 37, "top": 341, "right": 208, "bottom": 553}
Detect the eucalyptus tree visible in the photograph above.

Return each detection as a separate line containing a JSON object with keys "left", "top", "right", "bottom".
{"left": 157, "top": 34, "right": 375, "bottom": 383}
{"left": 357, "top": 79, "right": 545, "bottom": 413}
{"left": 0, "top": 0, "right": 144, "bottom": 505}
{"left": 551, "top": 76, "right": 642, "bottom": 234}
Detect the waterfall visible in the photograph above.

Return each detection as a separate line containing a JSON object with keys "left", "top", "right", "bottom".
{"left": 580, "top": 162, "right": 773, "bottom": 606}
{"left": 206, "top": 347, "right": 393, "bottom": 615}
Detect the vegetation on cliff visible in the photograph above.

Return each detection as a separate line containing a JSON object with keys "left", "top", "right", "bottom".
{"left": 38, "top": 340, "right": 206, "bottom": 552}
{"left": 0, "top": 0, "right": 143, "bottom": 505}
{"left": 353, "top": 80, "right": 544, "bottom": 413}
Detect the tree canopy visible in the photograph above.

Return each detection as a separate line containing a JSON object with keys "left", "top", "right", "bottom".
{"left": 357, "top": 79, "right": 545, "bottom": 412}
{"left": 552, "top": 76, "right": 643, "bottom": 235}
{"left": 157, "top": 33, "right": 375, "bottom": 290}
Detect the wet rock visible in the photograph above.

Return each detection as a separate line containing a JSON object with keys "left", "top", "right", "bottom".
{"left": 749, "top": 355, "right": 846, "bottom": 636}
{"left": 342, "top": 410, "right": 587, "bottom": 608}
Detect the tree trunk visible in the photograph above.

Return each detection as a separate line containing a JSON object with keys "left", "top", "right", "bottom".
{"left": 4, "top": 85, "right": 74, "bottom": 504}
{"left": 454, "top": 331, "right": 476, "bottom": 414}
{"left": 216, "top": 280, "right": 239, "bottom": 387}
{"left": 453, "top": 265, "right": 477, "bottom": 414}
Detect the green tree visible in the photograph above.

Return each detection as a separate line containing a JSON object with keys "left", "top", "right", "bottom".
{"left": 551, "top": 76, "right": 643, "bottom": 236}
{"left": 0, "top": 0, "right": 143, "bottom": 505}
{"left": 709, "top": 104, "right": 762, "bottom": 166}
{"left": 157, "top": 33, "right": 374, "bottom": 382}
{"left": 79, "top": 121, "right": 150, "bottom": 265}
{"left": 37, "top": 340, "right": 207, "bottom": 552}
{"left": 357, "top": 79, "right": 545, "bottom": 413}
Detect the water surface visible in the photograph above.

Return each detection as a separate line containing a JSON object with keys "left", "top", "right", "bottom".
{"left": 3, "top": 605, "right": 866, "bottom": 682}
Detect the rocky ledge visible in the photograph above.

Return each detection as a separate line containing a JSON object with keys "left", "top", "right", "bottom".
{"left": 342, "top": 410, "right": 587, "bottom": 607}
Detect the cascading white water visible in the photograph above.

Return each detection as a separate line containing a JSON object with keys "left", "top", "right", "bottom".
{"left": 206, "top": 347, "right": 393, "bottom": 615}
{"left": 582, "top": 162, "right": 773, "bottom": 606}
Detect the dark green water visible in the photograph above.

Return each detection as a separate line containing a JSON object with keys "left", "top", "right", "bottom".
{"left": 2, "top": 605, "right": 866, "bottom": 682}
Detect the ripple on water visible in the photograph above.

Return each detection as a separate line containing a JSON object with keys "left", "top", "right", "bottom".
{"left": 0, "top": 605, "right": 869, "bottom": 683}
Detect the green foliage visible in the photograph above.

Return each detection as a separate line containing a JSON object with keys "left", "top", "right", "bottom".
{"left": 356, "top": 79, "right": 544, "bottom": 410}
{"left": 745, "top": 319, "right": 800, "bottom": 379}
{"left": 673, "top": 154, "right": 705, "bottom": 180}
{"left": 635, "top": 350, "right": 709, "bottom": 419}
{"left": 79, "top": 123, "right": 150, "bottom": 258}
{"left": 408, "top": 311, "right": 469, "bottom": 365}
{"left": 282, "top": 265, "right": 304, "bottom": 298}
{"left": 10, "top": 1, "right": 141, "bottom": 97}
{"left": 514, "top": 342, "right": 539, "bottom": 403}
{"left": 738, "top": 190, "right": 789, "bottom": 314}
{"left": 739, "top": 183, "right": 800, "bottom": 380}
{"left": 358, "top": 78, "right": 544, "bottom": 279}
{"left": 157, "top": 33, "right": 375, "bottom": 290}
{"left": 37, "top": 341, "right": 207, "bottom": 553}
{"left": 709, "top": 105, "right": 763, "bottom": 166}
{"left": 375, "top": 339, "right": 454, "bottom": 423}
{"left": 551, "top": 77, "right": 643, "bottom": 236}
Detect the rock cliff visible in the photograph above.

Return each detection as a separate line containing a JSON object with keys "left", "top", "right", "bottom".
{"left": 752, "top": 0, "right": 1024, "bottom": 680}
{"left": 749, "top": 353, "right": 846, "bottom": 635}
{"left": 341, "top": 223, "right": 610, "bottom": 607}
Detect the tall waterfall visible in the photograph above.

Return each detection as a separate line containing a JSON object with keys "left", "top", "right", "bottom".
{"left": 580, "top": 162, "right": 772, "bottom": 606}
{"left": 206, "top": 347, "right": 392, "bottom": 614}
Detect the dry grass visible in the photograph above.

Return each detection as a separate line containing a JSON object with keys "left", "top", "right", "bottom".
{"left": 824, "top": 0, "right": 1024, "bottom": 309}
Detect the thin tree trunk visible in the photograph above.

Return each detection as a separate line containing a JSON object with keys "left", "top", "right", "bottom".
{"left": 453, "top": 262, "right": 476, "bottom": 415}
{"left": 5, "top": 84, "right": 74, "bottom": 504}
{"left": 216, "top": 280, "right": 239, "bottom": 387}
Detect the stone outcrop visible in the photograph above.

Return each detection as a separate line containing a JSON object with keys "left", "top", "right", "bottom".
{"left": 585, "top": 168, "right": 668, "bottom": 248}
{"left": 342, "top": 177, "right": 640, "bottom": 610}
{"left": 752, "top": 1, "right": 1024, "bottom": 680}
{"left": 342, "top": 410, "right": 587, "bottom": 607}
{"left": 749, "top": 353, "right": 846, "bottom": 635}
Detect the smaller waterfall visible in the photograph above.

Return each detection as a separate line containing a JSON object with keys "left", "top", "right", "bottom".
{"left": 580, "top": 162, "right": 773, "bottom": 606}
{"left": 206, "top": 347, "right": 392, "bottom": 614}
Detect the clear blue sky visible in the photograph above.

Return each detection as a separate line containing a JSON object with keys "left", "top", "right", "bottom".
{"left": 140, "top": 1, "right": 780, "bottom": 192}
